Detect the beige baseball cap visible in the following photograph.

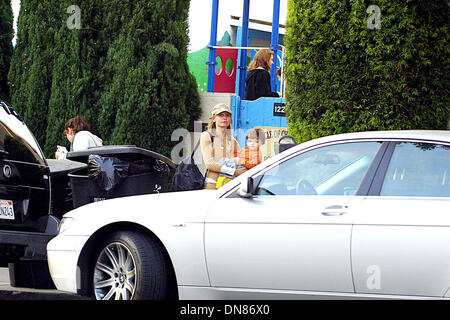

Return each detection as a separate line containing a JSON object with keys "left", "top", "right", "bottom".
{"left": 210, "top": 103, "right": 232, "bottom": 118}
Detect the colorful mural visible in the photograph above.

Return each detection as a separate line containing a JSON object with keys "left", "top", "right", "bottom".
{"left": 187, "top": 32, "right": 235, "bottom": 93}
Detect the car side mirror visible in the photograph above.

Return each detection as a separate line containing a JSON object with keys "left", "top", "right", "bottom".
{"left": 237, "top": 177, "right": 254, "bottom": 198}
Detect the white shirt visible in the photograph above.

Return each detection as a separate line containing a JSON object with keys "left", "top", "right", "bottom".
{"left": 72, "top": 130, "right": 103, "bottom": 151}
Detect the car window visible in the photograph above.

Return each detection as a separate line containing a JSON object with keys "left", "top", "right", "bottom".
{"left": 256, "top": 142, "right": 382, "bottom": 196}
{"left": 380, "top": 142, "right": 450, "bottom": 197}
{"left": 0, "top": 103, "right": 45, "bottom": 165}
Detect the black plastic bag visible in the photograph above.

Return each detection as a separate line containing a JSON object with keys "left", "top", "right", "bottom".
{"left": 127, "top": 158, "right": 169, "bottom": 176}
{"left": 153, "top": 159, "right": 169, "bottom": 176}
{"left": 88, "top": 155, "right": 130, "bottom": 193}
{"left": 172, "top": 134, "right": 213, "bottom": 192}
{"left": 172, "top": 156, "right": 204, "bottom": 191}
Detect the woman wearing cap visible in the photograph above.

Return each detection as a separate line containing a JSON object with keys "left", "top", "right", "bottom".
{"left": 201, "top": 104, "right": 247, "bottom": 189}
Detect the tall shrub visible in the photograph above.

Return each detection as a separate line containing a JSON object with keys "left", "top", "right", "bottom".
{"left": 285, "top": 0, "right": 450, "bottom": 143}
{"left": 43, "top": 0, "right": 111, "bottom": 156}
{"left": 8, "top": 0, "right": 60, "bottom": 147}
{"left": 0, "top": 0, "right": 13, "bottom": 100}
{"left": 98, "top": 0, "right": 201, "bottom": 156}
{"left": 8, "top": 0, "right": 200, "bottom": 157}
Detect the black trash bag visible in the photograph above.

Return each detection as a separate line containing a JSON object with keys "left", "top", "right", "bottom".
{"left": 172, "top": 157, "right": 204, "bottom": 191}
{"left": 128, "top": 158, "right": 153, "bottom": 175}
{"left": 88, "top": 155, "right": 130, "bottom": 193}
{"left": 153, "top": 159, "right": 169, "bottom": 176}
{"left": 127, "top": 158, "right": 169, "bottom": 176}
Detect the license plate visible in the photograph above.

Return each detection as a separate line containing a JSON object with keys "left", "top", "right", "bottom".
{"left": 0, "top": 200, "right": 14, "bottom": 220}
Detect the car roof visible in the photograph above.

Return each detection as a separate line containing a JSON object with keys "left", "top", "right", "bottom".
{"left": 276, "top": 130, "right": 450, "bottom": 163}
{"left": 311, "top": 130, "right": 450, "bottom": 144}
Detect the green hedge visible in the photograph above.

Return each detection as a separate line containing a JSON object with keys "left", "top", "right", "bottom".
{"left": 9, "top": 0, "right": 200, "bottom": 158}
{"left": 43, "top": 0, "right": 112, "bottom": 156}
{"left": 8, "top": 0, "right": 61, "bottom": 148}
{"left": 97, "top": 0, "right": 200, "bottom": 156}
{"left": 0, "top": 0, "right": 13, "bottom": 100}
{"left": 285, "top": 0, "right": 450, "bottom": 143}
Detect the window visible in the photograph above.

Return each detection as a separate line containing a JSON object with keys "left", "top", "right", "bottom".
{"left": 0, "top": 104, "right": 45, "bottom": 165}
{"left": 256, "top": 142, "right": 382, "bottom": 196}
{"left": 380, "top": 142, "right": 450, "bottom": 197}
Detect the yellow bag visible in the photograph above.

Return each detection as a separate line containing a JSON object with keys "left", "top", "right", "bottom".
{"left": 216, "top": 175, "right": 233, "bottom": 188}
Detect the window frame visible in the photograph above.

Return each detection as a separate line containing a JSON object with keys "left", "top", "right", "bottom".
{"left": 367, "top": 140, "right": 450, "bottom": 197}
{"left": 224, "top": 139, "right": 391, "bottom": 198}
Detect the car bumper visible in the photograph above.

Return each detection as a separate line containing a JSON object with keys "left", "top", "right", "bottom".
{"left": 47, "top": 235, "right": 89, "bottom": 294}
{"left": 0, "top": 230, "right": 56, "bottom": 263}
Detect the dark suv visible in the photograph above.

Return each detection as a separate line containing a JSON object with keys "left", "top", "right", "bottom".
{"left": 0, "top": 101, "right": 83, "bottom": 288}
{"left": 0, "top": 100, "right": 175, "bottom": 289}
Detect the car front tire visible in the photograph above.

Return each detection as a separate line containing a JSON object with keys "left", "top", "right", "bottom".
{"left": 90, "top": 231, "right": 169, "bottom": 300}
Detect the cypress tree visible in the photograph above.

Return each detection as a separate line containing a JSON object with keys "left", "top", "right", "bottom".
{"left": 98, "top": 0, "right": 201, "bottom": 157}
{"left": 285, "top": 0, "right": 450, "bottom": 143}
{"left": 94, "top": 0, "right": 138, "bottom": 141}
{"left": 0, "top": 0, "right": 13, "bottom": 100}
{"left": 43, "top": 0, "right": 110, "bottom": 156}
{"left": 8, "top": 0, "right": 60, "bottom": 147}
{"left": 8, "top": 0, "right": 200, "bottom": 157}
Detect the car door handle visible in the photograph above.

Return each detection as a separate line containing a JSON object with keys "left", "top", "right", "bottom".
{"left": 321, "top": 205, "right": 348, "bottom": 216}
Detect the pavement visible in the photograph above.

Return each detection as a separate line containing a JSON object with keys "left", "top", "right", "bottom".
{"left": 0, "top": 267, "right": 88, "bottom": 300}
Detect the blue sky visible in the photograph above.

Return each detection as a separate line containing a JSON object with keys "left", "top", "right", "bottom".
{"left": 11, "top": 0, "right": 19, "bottom": 46}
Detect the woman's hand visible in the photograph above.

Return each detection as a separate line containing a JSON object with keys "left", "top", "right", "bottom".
{"left": 235, "top": 167, "right": 247, "bottom": 177}
{"left": 55, "top": 150, "right": 67, "bottom": 160}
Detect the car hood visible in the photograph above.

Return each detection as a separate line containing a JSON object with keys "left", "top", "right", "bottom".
{"left": 63, "top": 189, "right": 220, "bottom": 227}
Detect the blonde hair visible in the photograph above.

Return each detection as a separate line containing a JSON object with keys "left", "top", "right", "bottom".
{"left": 206, "top": 117, "right": 216, "bottom": 131}
{"left": 206, "top": 115, "right": 232, "bottom": 132}
{"left": 248, "top": 49, "right": 273, "bottom": 72}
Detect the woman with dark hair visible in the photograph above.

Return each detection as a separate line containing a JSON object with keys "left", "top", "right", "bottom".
{"left": 245, "top": 49, "right": 280, "bottom": 101}
{"left": 55, "top": 115, "right": 102, "bottom": 159}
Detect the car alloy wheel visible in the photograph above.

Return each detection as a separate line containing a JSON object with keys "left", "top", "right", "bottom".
{"left": 90, "top": 231, "right": 170, "bottom": 300}
{"left": 93, "top": 241, "right": 137, "bottom": 300}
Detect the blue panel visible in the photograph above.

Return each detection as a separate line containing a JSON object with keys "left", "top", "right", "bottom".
{"left": 231, "top": 96, "right": 287, "bottom": 147}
